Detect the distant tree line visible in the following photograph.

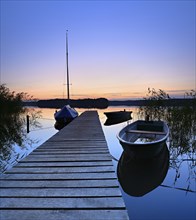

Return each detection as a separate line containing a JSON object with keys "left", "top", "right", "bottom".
{"left": 37, "top": 98, "right": 109, "bottom": 109}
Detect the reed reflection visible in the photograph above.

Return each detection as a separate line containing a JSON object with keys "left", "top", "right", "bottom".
{"left": 117, "top": 144, "right": 169, "bottom": 197}
{"left": 0, "top": 108, "right": 41, "bottom": 173}
{"left": 138, "top": 89, "right": 195, "bottom": 150}
{"left": 138, "top": 88, "right": 196, "bottom": 192}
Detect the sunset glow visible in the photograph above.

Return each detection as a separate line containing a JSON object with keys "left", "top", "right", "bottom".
{"left": 1, "top": 1, "right": 195, "bottom": 100}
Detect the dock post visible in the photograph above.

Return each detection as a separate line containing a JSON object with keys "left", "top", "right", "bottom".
{"left": 27, "top": 115, "right": 30, "bottom": 133}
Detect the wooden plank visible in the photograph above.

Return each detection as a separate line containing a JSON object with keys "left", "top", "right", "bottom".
{"left": 5, "top": 166, "right": 114, "bottom": 173}
{"left": 39, "top": 141, "right": 105, "bottom": 148}
{"left": 38, "top": 143, "right": 107, "bottom": 147}
{"left": 32, "top": 149, "right": 109, "bottom": 153}
{"left": 0, "top": 172, "right": 116, "bottom": 180}
{"left": 14, "top": 161, "right": 113, "bottom": 167}
{"left": 21, "top": 156, "right": 111, "bottom": 162}
{"left": 29, "top": 152, "right": 109, "bottom": 155}
{"left": 0, "top": 188, "right": 122, "bottom": 197}
{"left": 0, "top": 179, "right": 119, "bottom": 187}
{"left": 0, "top": 210, "right": 129, "bottom": 220}
{"left": 36, "top": 146, "right": 108, "bottom": 150}
{"left": 22, "top": 153, "right": 110, "bottom": 158}
{"left": 0, "top": 197, "right": 125, "bottom": 209}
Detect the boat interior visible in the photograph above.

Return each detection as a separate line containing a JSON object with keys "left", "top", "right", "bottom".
{"left": 124, "top": 121, "right": 166, "bottom": 143}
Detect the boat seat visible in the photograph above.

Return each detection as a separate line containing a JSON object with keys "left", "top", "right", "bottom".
{"left": 125, "top": 129, "right": 166, "bottom": 135}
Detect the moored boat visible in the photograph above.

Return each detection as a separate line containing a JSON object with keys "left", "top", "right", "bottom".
{"left": 104, "top": 112, "right": 132, "bottom": 126}
{"left": 54, "top": 105, "right": 78, "bottom": 130}
{"left": 117, "top": 120, "right": 169, "bottom": 158}
{"left": 104, "top": 110, "right": 132, "bottom": 120}
{"left": 54, "top": 31, "right": 78, "bottom": 130}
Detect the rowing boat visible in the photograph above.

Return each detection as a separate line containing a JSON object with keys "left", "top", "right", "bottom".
{"left": 104, "top": 110, "right": 132, "bottom": 120}
{"left": 117, "top": 120, "right": 169, "bottom": 158}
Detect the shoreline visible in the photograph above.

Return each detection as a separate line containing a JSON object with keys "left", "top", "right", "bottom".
{"left": 23, "top": 98, "right": 196, "bottom": 109}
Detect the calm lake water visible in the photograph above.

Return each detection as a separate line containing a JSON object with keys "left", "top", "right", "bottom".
{"left": 1, "top": 106, "right": 195, "bottom": 220}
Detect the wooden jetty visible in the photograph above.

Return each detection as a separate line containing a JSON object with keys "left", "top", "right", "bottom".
{"left": 0, "top": 111, "right": 129, "bottom": 220}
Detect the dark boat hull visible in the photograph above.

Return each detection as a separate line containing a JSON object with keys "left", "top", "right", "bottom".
{"left": 119, "top": 139, "right": 166, "bottom": 158}
{"left": 104, "top": 111, "right": 132, "bottom": 120}
{"left": 54, "top": 105, "right": 78, "bottom": 130}
{"left": 104, "top": 115, "right": 132, "bottom": 126}
{"left": 54, "top": 118, "right": 73, "bottom": 130}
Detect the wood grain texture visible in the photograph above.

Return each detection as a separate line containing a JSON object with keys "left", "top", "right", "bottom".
{"left": 0, "top": 111, "right": 129, "bottom": 220}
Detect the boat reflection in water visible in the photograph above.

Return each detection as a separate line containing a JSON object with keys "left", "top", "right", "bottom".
{"left": 117, "top": 144, "right": 169, "bottom": 197}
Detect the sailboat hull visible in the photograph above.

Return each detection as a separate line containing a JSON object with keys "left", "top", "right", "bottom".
{"left": 54, "top": 105, "right": 78, "bottom": 130}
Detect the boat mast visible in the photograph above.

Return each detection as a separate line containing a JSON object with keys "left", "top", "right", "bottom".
{"left": 66, "top": 30, "right": 70, "bottom": 103}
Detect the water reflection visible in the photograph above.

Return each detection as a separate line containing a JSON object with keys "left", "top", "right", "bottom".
{"left": 139, "top": 101, "right": 196, "bottom": 151}
{"left": 0, "top": 108, "right": 41, "bottom": 173}
{"left": 1, "top": 106, "right": 195, "bottom": 219}
{"left": 104, "top": 115, "right": 132, "bottom": 126}
{"left": 138, "top": 101, "right": 196, "bottom": 193}
{"left": 166, "top": 106, "right": 196, "bottom": 191}
{"left": 117, "top": 144, "right": 169, "bottom": 197}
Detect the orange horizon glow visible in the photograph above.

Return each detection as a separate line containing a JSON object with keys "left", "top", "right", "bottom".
{"left": 9, "top": 85, "right": 194, "bottom": 101}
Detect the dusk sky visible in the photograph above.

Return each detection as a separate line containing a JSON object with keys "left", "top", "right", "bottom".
{"left": 1, "top": 0, "right": 195, "bottom": 100}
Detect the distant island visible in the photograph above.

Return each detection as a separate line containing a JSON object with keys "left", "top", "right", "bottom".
{"left": 23, "top": 98, "right": 196, "bottom": 109}
{"left": 24, "top": 98, "right": 109, "bottom": 109}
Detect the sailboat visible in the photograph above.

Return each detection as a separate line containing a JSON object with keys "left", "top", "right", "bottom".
{"left": 54, "top": 31, "right": 78, "bottom": 130}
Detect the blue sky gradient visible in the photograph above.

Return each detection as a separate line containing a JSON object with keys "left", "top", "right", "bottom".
{"left": 1, "top": 0, "right": 195, "bottom": 100}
